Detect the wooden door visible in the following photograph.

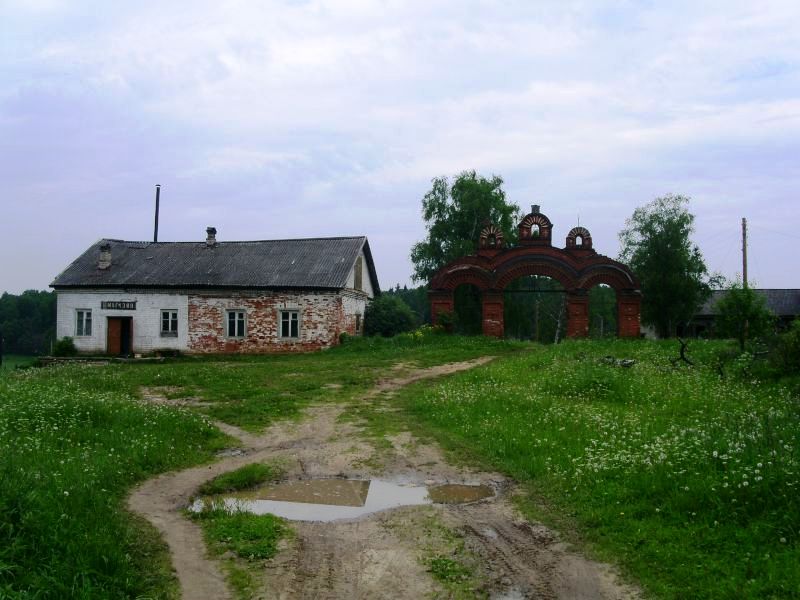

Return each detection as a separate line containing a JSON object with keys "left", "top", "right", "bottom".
{"left": 107, "top": 318, "right": 121, "bottom": 355}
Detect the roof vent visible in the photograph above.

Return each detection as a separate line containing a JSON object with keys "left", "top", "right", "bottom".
{"left": 206, "top": 227, "right": 217, "bottom": 247}
{"left": 98, "top": 243, "right": 112, "bottom": 269}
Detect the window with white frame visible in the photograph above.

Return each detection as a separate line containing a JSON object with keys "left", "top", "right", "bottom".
{"left": 161, "top": 310, "right": 178, "bottom": 336}
{"left": 226, "top": 310, "right": 246, "bottom": 338}
{"left": 76, "top": 309, "right": 92, "bottom": 336}
{"left": 280, "top": 310, "right": 299, "bottom": 338}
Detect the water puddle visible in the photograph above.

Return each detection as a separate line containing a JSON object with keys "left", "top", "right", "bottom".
{"left": 191, "top": 479, "right": 494, "bottom": 522}
{"left": 428, "top": 483, "right": 494, "bottom": 504}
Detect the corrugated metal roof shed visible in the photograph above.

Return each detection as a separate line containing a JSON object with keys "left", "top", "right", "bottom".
{"left": 51, "top": 236, "right": 380, "bottom": 292}
{"left": 698, "top": 289, "right": 800, "bottom": 317}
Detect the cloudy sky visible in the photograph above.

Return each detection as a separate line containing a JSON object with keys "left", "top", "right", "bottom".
{"left": 2, "top": 0, "right": 799, "bottom": 294}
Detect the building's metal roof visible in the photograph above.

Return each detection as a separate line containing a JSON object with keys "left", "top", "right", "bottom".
{"left": 697, "top": 289, "right": 800, "bottom": 317}
{"left": 51, "top": 236, "right": 380, "bottom": 292}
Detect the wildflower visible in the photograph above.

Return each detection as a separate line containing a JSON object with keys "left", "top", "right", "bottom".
{"left": 63, "top": 491, "right": 69, "bottom": 496}
{"left": 780, "top": 537, "right": 787, "bottom": 544}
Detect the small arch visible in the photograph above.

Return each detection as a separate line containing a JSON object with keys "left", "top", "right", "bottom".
{"left": 519, "top": 211, "right": 553, "bottom": 243}
{"left": 566, "top": 226, "right": 592, "bottom": 249}
{"left": 479, "top": 224, "right": 504, "bottom": 250}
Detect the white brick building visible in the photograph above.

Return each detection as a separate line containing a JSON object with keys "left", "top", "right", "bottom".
{"left": 51, "top": 230, "right": 379, "bottom": 355}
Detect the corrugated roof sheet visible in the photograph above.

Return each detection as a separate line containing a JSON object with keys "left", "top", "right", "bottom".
{"left": 51, "top": 236, "right": 380, "bottom": 291}
{"left": 698, "top": 289, "right": 800, "bottom": 316}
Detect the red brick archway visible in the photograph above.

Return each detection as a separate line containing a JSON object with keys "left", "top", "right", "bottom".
{"left": 429, "top": 206, "right": 641, "bottom": 338}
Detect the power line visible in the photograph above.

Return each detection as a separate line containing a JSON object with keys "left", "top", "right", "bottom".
{"left": 748, "top": 224, "right": 800, "bottom": 241}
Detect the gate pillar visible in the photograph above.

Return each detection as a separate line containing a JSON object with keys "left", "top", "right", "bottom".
{"left": 481, "top": 291, "right": 504, "bottom": 337}
{"left": 617, "top": 291, "right": 641, "bottom": 338}
{"left": 566, "top": 290, "right": 590, "bottom": 338}
{"left": 429, "top": 290, "right": 455, "bottom": 329}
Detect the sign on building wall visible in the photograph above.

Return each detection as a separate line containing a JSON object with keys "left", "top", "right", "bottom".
{"left": 100, "top": 301, "right": 137, "bottom": 310}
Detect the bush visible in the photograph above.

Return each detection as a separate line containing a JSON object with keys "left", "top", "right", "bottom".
{"left": 715, "top": 283, "right": 776, "bottom": 351}
{"left": 364, "top": 295, "right": 417, "bottom": 337}
{"left": 52, "top": 336, "right": 77, "bottom": 356}
{"left": 770, "top": 319, "right": 800, "bottom": 375}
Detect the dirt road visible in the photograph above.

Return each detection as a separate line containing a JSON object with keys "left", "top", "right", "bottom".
{"left": 129, "top": 358, "right": 640, "bottom": 599}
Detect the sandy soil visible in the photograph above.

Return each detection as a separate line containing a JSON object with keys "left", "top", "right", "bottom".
{"left": 128, "top": 358, "right": 640, "bottom": 600}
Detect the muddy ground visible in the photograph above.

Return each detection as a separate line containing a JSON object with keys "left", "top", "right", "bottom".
{"left": 129, "top": 359, "right": 641, "bottom": 600}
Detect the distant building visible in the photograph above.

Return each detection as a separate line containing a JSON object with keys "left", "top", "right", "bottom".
{"left": 51, "top": 229, "right": 379, "bottom": 355}
{"left": 687, "top": 288, "right": 800, "bottom": 337}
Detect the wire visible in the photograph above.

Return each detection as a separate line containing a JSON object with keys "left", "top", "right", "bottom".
{"left": 749, "top": 224, "right": 800, "bottom": 241}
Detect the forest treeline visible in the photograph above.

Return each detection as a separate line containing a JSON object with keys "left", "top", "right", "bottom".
{"left": 0, "top": 290, "right": 56, "bottom": 355}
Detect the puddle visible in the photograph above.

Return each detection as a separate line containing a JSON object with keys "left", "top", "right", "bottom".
{"left": 428, "top": 484, "right": 494, "bottom": 504}
{"left": 191, "top": 479, "right": 494, "bottom": 522}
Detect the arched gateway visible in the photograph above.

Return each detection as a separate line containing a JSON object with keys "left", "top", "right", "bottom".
{"left": 429, "top": 206, "right": 641, "bottom": 338}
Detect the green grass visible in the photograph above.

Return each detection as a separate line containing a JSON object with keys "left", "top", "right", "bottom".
{"left": 0, "top": 354, "right": 37, "bottom": 373}
{"left": 374, "top": 339, "right": 800, "bottom": 599}
{"left": 9, "top": 333, "right": 791, "bottom": 598}
{"left": 0, "top": 364, "right": 231, "bottom": 598}
{"left": 190, "top": 505, "right": 291, "bottom": 600}
{"left": 191, "top": 506, "right": 289, "bottom": 560}
{"left": 0, "top": 332, "right": 517, "bottom": 598}
{"left": 198, "top": 463, "right": 283, "bottom": 496}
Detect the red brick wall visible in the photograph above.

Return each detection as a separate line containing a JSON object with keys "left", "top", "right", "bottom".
{"left": 187, "top": 291, "right": 345, "bottom": 353}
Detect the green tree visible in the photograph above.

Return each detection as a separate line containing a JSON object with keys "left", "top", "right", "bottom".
{"left": 715, "top": 283, "right": 775, "bottom": 351}
{"left": 410, "top": 171, "right": 520, "bottom": 283}
{"left": 619, "top": 195, "right": 717, "bottom": 338}
{"left": 364, "top": 295, "right": 417, "bottom": 337}
{"left": 0, "top": 290, "right": 56, "bottom": 354}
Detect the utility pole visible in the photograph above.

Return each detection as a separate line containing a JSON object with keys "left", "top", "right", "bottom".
{"left": 741, "top": 217, "right": 748, "bottom": 288}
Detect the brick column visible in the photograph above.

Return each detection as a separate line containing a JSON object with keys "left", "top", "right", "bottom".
{"left": 481, "top": 292, "right": 504, "bottom": 337}
{"left": 566, "top": 290, "right": 590, "bottom": 338}
{"left": 617, "top": 291, "right": 641, "bottom": 338}
{"left": 429, "top": 290, "right": 455, "bottom": 328}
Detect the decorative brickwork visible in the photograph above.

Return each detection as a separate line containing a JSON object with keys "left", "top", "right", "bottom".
{"left": 429, "top": 208, "right": 641, "bottom": 338}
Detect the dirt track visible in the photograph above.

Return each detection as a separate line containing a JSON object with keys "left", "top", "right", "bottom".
{"left": 129, "top": 358, "right": 640, "bottom": 599}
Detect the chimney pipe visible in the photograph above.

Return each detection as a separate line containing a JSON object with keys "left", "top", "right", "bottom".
{"left": 98, "top": 243, "right": 112, "bottom": 269}
{"left": 153, "top": 184, "right": 161, "bottom": 242}
{"left": 206, "top": 227, "right": 217, "bottom": 247}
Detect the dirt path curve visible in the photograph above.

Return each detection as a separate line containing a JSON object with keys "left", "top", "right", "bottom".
{"left": 129, "top": 357, "right": 640, "bottom": 600}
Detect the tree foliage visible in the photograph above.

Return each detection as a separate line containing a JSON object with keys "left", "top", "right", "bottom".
{"left": 0, "top": 290, "right": 56, "bottom": 355}
{"left": 410, "top": 171, "right": 520, "bottom": 283}
{"left": 364, "top": 295, "right": 417, "bottom": 337}
{"left": 715, "top": 283, "right": 776, "bottom": 351}
{"left": 619, "top": 195, "right": 717, "bottom": 338}
{"left": 383, "top": 284, "right": 431, "bottom": 324}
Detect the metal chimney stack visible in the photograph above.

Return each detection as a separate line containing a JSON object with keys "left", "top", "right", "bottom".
{"left": 153, "top": 184, "right": 161, "bottom": 242}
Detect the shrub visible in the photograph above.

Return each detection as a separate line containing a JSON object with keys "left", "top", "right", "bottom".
{"left": 435, "top": 310, "right": 457, "bottom": 333}
{"left": 52, "top": 336, "right": 78, "bottom": 356}
{"left": 364, "top": 295, "right": 417, "bottom": 337}
{"left": 715, "top": 283, "right": 776, "bottom": 351}
{"left": 770, "top": 319, "right": 800, "bottom": 375}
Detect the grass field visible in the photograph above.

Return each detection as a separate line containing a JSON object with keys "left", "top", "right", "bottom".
{"left": 1, "top": 334, "right": 797, "bottom": 598}
{"left": 0, "top": 333, "right": 517, "bottom": 598}
{"left": 369, "top": 339, "right": 800, "bottom": 599}
{"left": 0, "top": 354, "right": 37, "bottom": 372}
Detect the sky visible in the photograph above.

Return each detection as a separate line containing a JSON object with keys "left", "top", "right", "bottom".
{"left": 1, "top": 0, "right": 799, "bottom": 294}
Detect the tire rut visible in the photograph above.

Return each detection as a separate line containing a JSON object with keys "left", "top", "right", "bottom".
{"left": 128, "top": 358, "right": 496, "bottom": 600}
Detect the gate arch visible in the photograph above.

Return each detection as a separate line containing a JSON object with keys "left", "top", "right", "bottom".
{"left": 429, "top": 207, "right": 641, "bottom": 338}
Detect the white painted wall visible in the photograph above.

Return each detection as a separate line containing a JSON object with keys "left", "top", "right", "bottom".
{"left": 345, "top": 249, "right": 375, "bottom": 297}
{"left": 56, "top": 290, "right": 189, "bottom": 353}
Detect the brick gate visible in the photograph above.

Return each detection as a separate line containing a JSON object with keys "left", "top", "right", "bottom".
{"left": 428, "top": 206, "right": 641, "bottom": 338}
